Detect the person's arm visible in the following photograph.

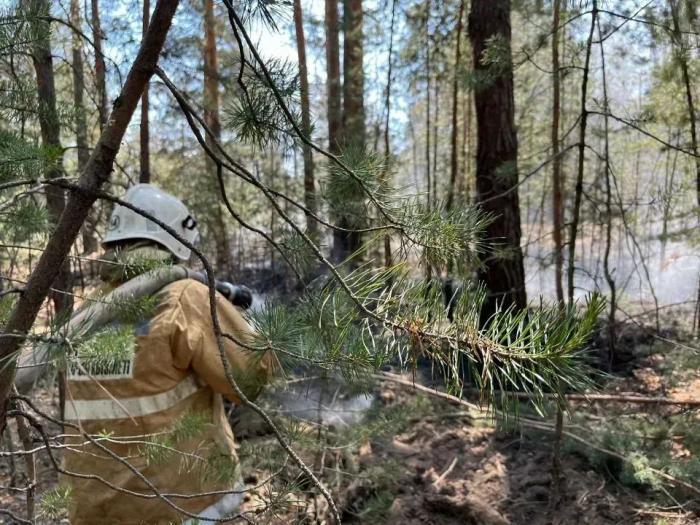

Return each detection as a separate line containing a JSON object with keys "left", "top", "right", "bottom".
{"left": 171, "top": 280, "right": 278, "bottom": 403}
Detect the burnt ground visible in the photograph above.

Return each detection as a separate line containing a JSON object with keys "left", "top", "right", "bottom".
{"left": 2, "top": 316, "right": 699, "bottom": 524}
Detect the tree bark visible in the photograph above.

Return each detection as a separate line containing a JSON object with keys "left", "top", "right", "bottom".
{"left": 139, "top": 0, "right": 151, "bottom": 183}
{"left": 551, "top": 0, "right": 564, "bottom": 303}
{"left": 27, "top": 0, "right": 73, "bottom": 318}
{"left": 341, "top": 0, "right": 365, "bottom": 150}
{"left": 446, "top": 0, "right": 465, "bottom": 211}
{"left": 70, "top": 0, "right": 98, "bottom": 254}
{"left": 0, "top": 0, "right": 180, "bottom": 427}
{"left": 91, "top": 0, "right": 108, "bottom": 130}
{"left": 325, "top": 0, "right": 342, "bottom": 155}
{"left": 293, "top": 0, "right": 317, "bottom": 243}
{"left": 203, "top": 0, "right": 231, "bottom": 276}
{"left": 381, "top": 0, "right": 397, "bottom": 268}
{"left": 425, "top": 1, "right": 432, "bottom": 210}
{"left": 468, "top": 0, "right": 526, "bottom": 319}
{"left": 332, "top": 0, "right": 365, "bottom": 264}
{"left": 598, "top": 18, "right": 616, "bottom": 368}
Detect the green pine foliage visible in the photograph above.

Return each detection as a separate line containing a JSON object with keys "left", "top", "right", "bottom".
{"left": 141, "top": 411, "right": 212, "bottom": 467}
{"left": 37, "top": 486, "right": 72, "bottom": 520}
{"left": 245, "top": 259, "right": 604, "bottom": 413}
{"left": 73, "top": 326, "right": 135, "bottom": 374}
{"left": 225, "top": 57, "right": 301, "bottom": 149}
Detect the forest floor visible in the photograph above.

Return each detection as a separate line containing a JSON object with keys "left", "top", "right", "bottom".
{"left": 1, "top": 313, "right": 699, "bottom": 524}
{"left": 236, "top": 313, "right": 700, "bottom": 525}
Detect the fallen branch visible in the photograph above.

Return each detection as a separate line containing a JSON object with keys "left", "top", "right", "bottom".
{"left": 379, "top": 372, "right": 700, "bottom": 498}
{"left": 466, "top": 388, "right": 700, "bottom": 407}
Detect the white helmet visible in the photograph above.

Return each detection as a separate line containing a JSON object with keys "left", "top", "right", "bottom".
{"left": 103, "top": 184, "right": 199, "bottom": 261}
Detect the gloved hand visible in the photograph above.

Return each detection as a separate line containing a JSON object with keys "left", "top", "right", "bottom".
{"left": 216, "top": 281, "right": 254, "bottom": 309}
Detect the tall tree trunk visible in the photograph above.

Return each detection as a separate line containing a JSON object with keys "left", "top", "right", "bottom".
{"left": 432, "top": 79, "right": 439, "bottom": 204}
{"left": 566, "top": 2, "right": 597, "bottom": 304}
{"left": 342, "top": 0, "right": 365, "bottom": 150}
{"left": 669, "top": 0, "right": 700, "bottom": 206}
{"left": 446, "top": 0, "right": 465, "bottom": 210}
{"left": 551, "top": 0, "right": 564, "bottom": 303}
{"left": 91, "top": 0, "right": 108, "bottom": 129}
{"left": 332, "top": 0, "right": 365, "bottom": 264}
{"left": 381, "top": 0, "right": 397, "bottom": 268}
{"left": 70, "top": 0, "right": 97, "bottom": 254}
{"left": 139, "top": 0, "right": 151, "bottom": 183}
{"left": 0, "top": 0, "right": 180, "bottom": 428}
{"left": 425, "top": 1, "right": 432, "bottom": 210}
{"left": 669, "top": 0, "right": 700, "bottom": 334}
{"left": 598, "top": 18, "right": 616, "bottom": 368}
{"left": 293, "top": 0, "right": 317, "bottom": 244}
{"left": 548, "top": 2, "right": 566, "bottom": 500}
{"left": 27, "top": 0, "right": 73, "bottom": 318}
{"left": 468, "top": 0, "right": 526, "bottom": 319}
{"left": 463, "top": 88, "right": 473, "bottom": 201}
{"left": 203, "top": 0, "right": 231, "bottom": 276}
{"left": 84, "top": 0, "right": 107, "bottom": 253}
{"left": 325, "top": 0, "right": 342, "bottom": 154}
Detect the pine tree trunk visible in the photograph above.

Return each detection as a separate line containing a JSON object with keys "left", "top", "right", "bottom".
{"left": 463, "top": 89, "right": 473, "bottom": 201}
{"left": 567, "top": 3, "right": 597, "bottom": 304}
{"left": 293, "top": 0, "right": 317, "bottom": 244}
{"left": 381, "top": 0, "right": 397, "bottom": 268}
{"left": 91, "top": 0, "right": 108, "bottom": 130}
{"left": 203, "top": 0, "right": 231, "bottom": 276}
{"left": 139, "top": 0, "right": 151, "bottom": 183}
{"left": 551, "top": 0, "right": 564, "bottom": 303}
{"left": 669, "top": 0, "right": 700, "bottom": 206}
{"left": 325, "top": 0, "right": 342, "bottom": 155}
{"left": 84, "top": 0, "right": 107, "bottom": 253}
{"left": 432, "top": 79, "right": 439, "bottom": 204}
{"left": 332, "top": 0, "right": 365, "bottom": 264}
{"left": 28, "top": 0, "right": 73, "bottom": 318}
{"left": 70, "top": 0, "right": 98, "bottom": 254}
{"left": 468, "top": 0, "right": 526, "bottom": 319}
{"left": 425, "top": 1, "right": 432, "bottom": 211}
{"left": 0, "top": 0, "right": 180, "bottom": 427}
{"left": 598, "top": 18, "right": 616, "bottom": 368}
{"left": 342, "top": 0, "right": 365, "bottom": 150}
{"left": 447, "top": 0, "right": 465, "bottom": 211}
{"left": 669, "top": 0, "right": 700, "bottom": 334}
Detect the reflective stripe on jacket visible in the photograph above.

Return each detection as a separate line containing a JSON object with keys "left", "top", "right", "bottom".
{"left": 62, "top": 278, "right": 277, "bottom": 524}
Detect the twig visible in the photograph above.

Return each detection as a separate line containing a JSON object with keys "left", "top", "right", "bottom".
{"left": 12, "top": 397, "right": 36, "bottom": 522}
{"left": 433, "top": 456, "right": 458, "bottom": 487}
{"left": 0, "top": 508, "right": 32, "bottom": 525}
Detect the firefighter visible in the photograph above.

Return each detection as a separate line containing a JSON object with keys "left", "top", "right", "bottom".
{"left": 60, "top": 184, "right": 277, "bottom": 524}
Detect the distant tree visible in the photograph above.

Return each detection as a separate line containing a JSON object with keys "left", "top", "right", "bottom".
{"left": 27, "top": 0, "right": 73, "bottom": 317}
{"left": 551, "top": 0, "right": 564, "bottom": 303}
{"left": 91, "top": 0, "right": 108, "bottom": 129}
{"left": 293, "top": 0, "right": 317, "bottom": 243}
{"left": 325, "top": 0, "right": 342, "bottom": 154}
{"left": 202, "top": 0, "right": 232, "bottom": 276}
{"left": 140, "top": 0, "right": 151, "bottom": 183}
{"left": 331, "top": 0, "right": 366, "bottom": 265}
{"left": 446, "top": 0, "right": 465, "bottom": 211}
{"left": 70, "top": 0, "right": 98, "bottom": 254}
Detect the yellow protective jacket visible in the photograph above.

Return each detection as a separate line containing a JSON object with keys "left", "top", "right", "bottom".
{"left": 62, "top": 277, "right": 276, "bottom": 524}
